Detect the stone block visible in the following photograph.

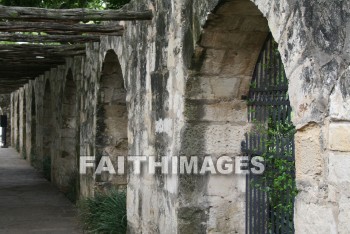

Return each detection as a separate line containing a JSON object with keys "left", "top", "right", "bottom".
{"left": 186, "top": 76, "right": 241, "bottom": 100}
{"left": 205, "top": 14, "right": 242, "bottom": 31}
{"left": 219, "top": 48, "right": 261, "bottom": 76}
{"left": 295, "top": 124, "right": 323, "bottom": 185}
{"left": 185, "top": 100, "right": 247, "bottom": 123}
{"left": 200, "top": 49, "right": 226, "bottom": 75}
{"left": 181, "top": 123, "right": 250, "bottom": 156}
{"left": 216, "top": 0, "right": 262, "bottom": 16}
{"left": 327, "top": 151, "right": 350, "bottom": 184}
{"left": 239, "top": 16, "right": 269, "bottom": 32}
{"left": 294, "top": 199, "right": 337, "bottom": 234}
{"left": 338, "top": 195, "right": 350, "bottom": 233}
{"left": 204, "top": 123, "right": 250, "bottom": 155}
{"left": 200, "top": 31, "right": 245, "bottom": 49}
{"left": 329, "top": 84, "right": 350, "bottom": 121}
{"left": 328, "top": 122, "right": 350, "bottom": 152}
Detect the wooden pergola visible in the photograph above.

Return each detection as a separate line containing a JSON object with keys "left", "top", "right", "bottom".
{"left": 0, "top": 5, "right": 152, "bottom": 93}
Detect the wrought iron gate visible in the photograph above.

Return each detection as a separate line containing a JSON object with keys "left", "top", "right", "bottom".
{"left": 242, "top": 34, "right": 296, "bottom": 234}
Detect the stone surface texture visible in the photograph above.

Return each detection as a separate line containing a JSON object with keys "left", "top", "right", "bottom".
{"left": 5, "top": 0, "right": 350, "bottom": 233}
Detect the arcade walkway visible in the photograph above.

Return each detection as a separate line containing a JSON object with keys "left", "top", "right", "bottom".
{"left": 0, "top": 148, "right": 82, "bottom": 233}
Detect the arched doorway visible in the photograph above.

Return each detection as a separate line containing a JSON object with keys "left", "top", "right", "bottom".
{"left": 43, "top": 80, "right": 53, "bottom": 181}
{"left": 11, "top": 96, "right": 14, "bottom": 147}
{"left": 180, "top": 1, "right": 286, "bottom": 233}
{"left": 16, "top": 96, "right": 19, "bottom": 151}
{"left": 57, "top": 69, "right": 79, "bottom": 202}
{"left": 30, "top": 86, "right": 37, "bottom": 167}
{"left": 95, "top": 50, "right": 127, "bottom": 191}
{"left": 242, "top": 34, "right": 296, "bottom": 233}
{"left": 21, "top": 90, "right": 27, "bottom": 159}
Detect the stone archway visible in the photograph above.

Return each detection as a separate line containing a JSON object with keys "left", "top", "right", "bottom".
{"left": 95, "top": 49, "right": 128, "bottom": 191}
{"left": 43, "top": 80, "right": 53, "bottom": 181}
{"left": 21, "top": 90, "right": 27, "bottom": 159}
{"left": 55, "top": 69, "right": 79, "bottom": 201}
{"left": 11, "top": 96, "right": 14, "bottom": 147}
{"left": 16, "top": 95, "right": 20, "bottom": 151}
{"left": 30, "top": 86, "right": 37, "bottom": 167}
{"left": 180, "top": 1, "right": 271, "bottom": 233}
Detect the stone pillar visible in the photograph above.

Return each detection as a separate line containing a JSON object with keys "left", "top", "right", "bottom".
{"left": 294, "top": 120, "right": 350, "bottom": 233}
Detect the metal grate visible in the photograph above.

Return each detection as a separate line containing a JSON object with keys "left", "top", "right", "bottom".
{"left": 242, "top": 34, "right": 296, "bottom": 234}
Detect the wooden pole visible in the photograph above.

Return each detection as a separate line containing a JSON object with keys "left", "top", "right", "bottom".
{"left": 0, "top": 21, "right": 124, "bottom": 35}
{"left": 0, "top": 5, "right": 153, "bottom": 21}
{"left": 0, "top": 44, "right": 86, "bottom": 57}
{"left": 0, "top": 34, "right": 101, "bottom": 43}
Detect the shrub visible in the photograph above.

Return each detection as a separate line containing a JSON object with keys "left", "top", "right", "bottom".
{"left": 78, "top": 189, "right": 127, "bottom": 234}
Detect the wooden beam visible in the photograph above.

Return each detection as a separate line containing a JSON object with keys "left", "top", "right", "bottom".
{"left": 0, "top": 34, "right": 101, "bottom": 43}
{"left": 0, "top": 64, "right": 57, "bottom": 70}
{"left": 0, "top": 51, "right": 85, "bottom": 57}
{"left": 0, "top": 80, "right": 32, "bottom": 84}
{"left": 0, "top": 69, "right": 49, "bottom": 74}
{"left": 0, "top": 44, "right": 85, "bottom": 50}
{"left": 0, "top": 21, "right": 124, "bottom": 35}
{"left": 0, "top": 44, "right": 86, "bottom": 57}
{"left": 0, "top": 5, "right": 153, "bottom": 21}
{"left": 0, "top": 59, "right": 66, "bottom": 65}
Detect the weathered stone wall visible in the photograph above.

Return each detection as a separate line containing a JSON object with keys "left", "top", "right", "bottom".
{"left": 179, "top": 1, "right": 270, "bottom": 232}
{"left": 252, "top": 0, "right": 350, "bottom": 233}
{"left": 9, "top": 0, "right": 350, "bottom": 233}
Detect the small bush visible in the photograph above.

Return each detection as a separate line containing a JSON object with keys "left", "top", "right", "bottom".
{"left": 78, "top": 190, "right": 127, "bottom": 234}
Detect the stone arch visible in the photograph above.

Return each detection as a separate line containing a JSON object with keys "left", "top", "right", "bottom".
{"left": 11, "top": 96, "right": 14, "bottom": 147}
{"left": 21, "top": 89, "right": 27, "bottom": 159}
{"left": 30, "top": 86, "right": 37, "bottom": 167}
{"left": 56, "top": 69, "right": 79, "bottom": 201}
{"left": 181, "top": 1, "right": 271, "bottom": 233}
{"left": 43, "top": 80, "right": 53, "bottom": 181}
{"left": 95, "top": 49, "right": 127, "bottom": 191}
{"left": 16, "top": 94, "right": 20, "bottom": 151}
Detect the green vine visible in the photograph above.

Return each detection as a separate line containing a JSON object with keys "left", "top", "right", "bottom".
{"left": 250, "top": 114, "right": 297, "bottom": 232}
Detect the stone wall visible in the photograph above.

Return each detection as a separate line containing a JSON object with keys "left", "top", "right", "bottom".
{"left": 251, "top": 0, "right": 350, "bottom": 233}
{"left": 9, "top": 0, "right": 350, "bottom": 233}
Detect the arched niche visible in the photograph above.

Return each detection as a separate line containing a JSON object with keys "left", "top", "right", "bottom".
{"left": 180, "top": 0, "right": 272, "bottom": 233}
{"left": 30, "top": 86, "right": 38, "bottom": 167}
{"left": 21, "top": 90, "right": 27, "bottom": 159}
{"left": 95, "top": 49, "right": 128, "bottom": 191}
{"left": 57, "top": 69, "right": 79, "bottom": 202}
{"left": 42, "top": 80, "right": 53, "bottom": 181}
{"left": 16, "top": 95, "right": 19, "bottom": 151}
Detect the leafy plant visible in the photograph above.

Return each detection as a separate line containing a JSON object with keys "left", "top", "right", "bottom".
{"left": 250, "top": 116, "right": 297, "bottom": 232}
{"left": 78, "top": 189, "right": 127, "bottom": 234}
{"left": 246, "top": 35, "right": 296, "bottom": 232}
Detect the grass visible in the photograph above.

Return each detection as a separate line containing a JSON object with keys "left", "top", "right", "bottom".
{"left": 78, "top": 189, "right": 127, "bottom": 234}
